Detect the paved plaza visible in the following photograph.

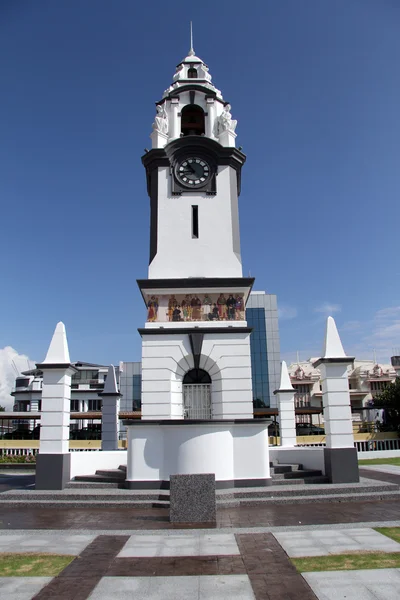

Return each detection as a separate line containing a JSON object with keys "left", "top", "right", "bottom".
{"left": 0, "top": 464, "right": 399, "bottom": 599}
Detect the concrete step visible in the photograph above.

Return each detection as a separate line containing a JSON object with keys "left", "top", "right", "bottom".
{"left": 0, "top": 498, "right": 170, "bottom": 509}
{"left": 215, "top": 481, "right": 397, "bottom": 499}
{"left": 271, "top": 463, "right": 303, "bottom": 473}
{"left": 95, "top": 469, "right": 126, "bottom": 479}
{"left": 275, "top": 469, "right": 324, "bottom": 480}
{"left": 1, "top": 489, "right": 399, "bottom": 508}
{"left": 65, "top": 481, "right": 122, "bottom": 489}
{"left": 216, "top": 490, "right": 400, "bottom": 507}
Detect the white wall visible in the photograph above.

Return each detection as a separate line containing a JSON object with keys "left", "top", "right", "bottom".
{"left": 148, "top": 166, "right": 242, "bottom": 279}
{"left": 126, "top": 422, "right": 270, "bottom": 483}
{"left": 141, "top": 331, "right": 253, "bottom": 420}
{"left": 70, "top": 450, "right": 127, "bottom": 479}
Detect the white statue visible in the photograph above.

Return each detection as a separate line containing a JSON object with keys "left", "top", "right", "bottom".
{"left": 215, "top": 104, "right": 237, "bottom": 136}
{"left": 152, "top": 104, "right": 168, "bottom": 135}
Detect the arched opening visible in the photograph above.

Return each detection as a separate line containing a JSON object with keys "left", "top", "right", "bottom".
{"left": 181, "top": 104, "right": 205, "bottom": 136}
{"left": 187, "top": 67, "right": 197, "bottom": 79}
{"left": 183, "top": 368, "right": 211, "bottom": 419}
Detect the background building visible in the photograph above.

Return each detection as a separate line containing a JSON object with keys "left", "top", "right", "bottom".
{"left": 288, "top": 358, "right": 398, "bottom": 428}
{"left": 246, "top": 291, "right": 280, "bottom": 409}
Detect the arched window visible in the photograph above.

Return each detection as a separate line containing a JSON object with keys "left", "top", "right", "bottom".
{"left": 188, "top": 67, "right": 197, "bottom": 79}
{"left": 183, "top": 369, "right": 211, "bottom": 384}
{"left": 181, "top": 104, "right": 205, "bottom": 136}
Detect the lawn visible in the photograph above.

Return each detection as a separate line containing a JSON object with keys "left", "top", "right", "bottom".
{"left": 0, "top": 553, "right": 74, "bottom": 576}
{"left": 375, "top": 527, "right": 400, "bottom": 544}
{"left": 292, "top": 552, "right": 400, "bottom": 573}
{"left": 358, "top": 457, "right": 400, "bottom": 466}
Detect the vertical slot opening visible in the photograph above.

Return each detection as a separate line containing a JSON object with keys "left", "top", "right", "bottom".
{"left": 192, "top": 205, "right": 199, "bottom": 238}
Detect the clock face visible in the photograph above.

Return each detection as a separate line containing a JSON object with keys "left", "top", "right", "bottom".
{"left": 177, "top": 157, "right": 210, "bottom": 187}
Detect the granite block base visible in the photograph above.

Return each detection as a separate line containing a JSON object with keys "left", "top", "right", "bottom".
{"left": 169, "top": 473, "right": 216, "bottom": 523}
{"left": 35, "top": 453, "right": 71, "bottom": 490}
{"left": 324, "top": 446, "right": 359, "bottom": 483}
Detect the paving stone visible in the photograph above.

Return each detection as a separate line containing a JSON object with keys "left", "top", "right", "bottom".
{"left": 273, "top": 527, "right": 400, "bottom": 557}
{"left": 0, "top": 577, "right": 52, "bottom": 600}
{"left": 303, "top": 569, "right": 400, "bottom": 600}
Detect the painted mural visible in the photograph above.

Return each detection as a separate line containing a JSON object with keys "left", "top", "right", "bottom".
{"left": 146, "top": 293, "right": 245, "bottom": 323}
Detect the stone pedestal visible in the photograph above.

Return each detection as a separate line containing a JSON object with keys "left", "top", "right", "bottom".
{"left": 150, "top": 129, "right": 168, "bottom": 149}
{"left": 218, "top": 129, "right": 237, "bottom": 148}
{"left": 170, "top": 473, "right": 216, "bottom": 523}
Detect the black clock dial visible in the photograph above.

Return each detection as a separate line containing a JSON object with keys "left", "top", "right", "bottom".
{"left": 177, "top": 158, "right": 210, "bottom": 187}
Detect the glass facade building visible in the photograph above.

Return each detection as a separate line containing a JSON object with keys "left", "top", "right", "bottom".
{"left": 119, "top": 362, "right": 142, "bottom": 411}
{"left": 246, "top": 292, "right": 281, "bottom": 408}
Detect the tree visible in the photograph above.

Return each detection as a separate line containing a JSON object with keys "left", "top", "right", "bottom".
{"left": 0, "top": 406, "right": 5, "bottom": 412}
{"left": 373, "top": 379, "right": 400, "bottom": 433}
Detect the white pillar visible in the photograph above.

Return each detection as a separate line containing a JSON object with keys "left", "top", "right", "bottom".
{"left": 36, "top": 322, "right": 77, "bottom": 490}
{"left": 170, "top": 97, "right": 180, "bottom": 140}
{"left": 313, "top": 316, "right": 359, "bottom": 483}
{"left": 274, "top": 361, "right": 296, "bottom": 447}
{"left": 99, "top": 365, "right": 122, "bottom": 451}
{"left": 206, "top": 97, "right": 215, "bottom": 139}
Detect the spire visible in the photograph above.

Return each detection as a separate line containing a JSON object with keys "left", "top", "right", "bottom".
{"left": 103, "top": 365, "right": 119, "bottom": 395}
{"left": 42, "top": 322, "right": 70, "bottom": 364}
{"left": 188, "top": 21, "right": 195, "bottom": 56}
{"left": 322, "top": 316, "right": 347, "bottom": 359}
{"left": 278, "top": 361, "right": 294, "bottom": 391}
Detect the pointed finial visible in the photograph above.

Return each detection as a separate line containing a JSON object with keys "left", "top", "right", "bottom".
{"left": 373, "top": 348, "right": 377, "bottom": 365}
{"left": 188, "top": 21, "right": 195, "bottom": 56}
{"left": 322, "top": 316, "right": 347, "bottom": 359}
{"left": 103, "top": 365, "right": 119, "bottom": 395}
{"left": 278, "top": 361, "right": 295, "bottom": 391}
{"left": 296, "top": 350, "right": 300, "bottom": 365}
{"left": 42, "top": 321, "right": 70, "bottom": 364}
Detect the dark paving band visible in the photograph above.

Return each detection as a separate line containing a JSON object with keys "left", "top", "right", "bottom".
{"left": 107, "top": 555, "right": 246, "bottom": 576}
{"left": 236, "top": 532, "right": 318, "bottom": 600}
{"left": 3, "top": 498, "right": 400, "bottom": 530}
{"left": 32, "top": 534, "right": 129, "bottom": 600}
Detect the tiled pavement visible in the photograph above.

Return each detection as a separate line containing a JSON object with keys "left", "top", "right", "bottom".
{"left": 273, "top": 527, "right": 400, "bottom": 557}
{"left": 0, "top": 532, "right": 318, "bottom": 600}
{"left": 2, "top": 527, "right": 400, "bottom": 599}
{"left": 1, "top": 467, "right": 400, "bottom": 598}
{"left": 303, "top": 568, "right": 400, "bottom": 600}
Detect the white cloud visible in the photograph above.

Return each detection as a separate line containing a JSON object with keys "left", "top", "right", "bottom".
{"left": 375, "top": 306, "right": 400, "bottom": 320}
{"left": 278, "top": 305, "right": 298, "bottom": 320}
{"left": 0, "top": 347, "right": 35, "bottom": 410}
{"left": 314, "top": 302, "right": 341, "bottom": 315}
{"left": 340, "top": 320, "right": 362, "bottom": 332}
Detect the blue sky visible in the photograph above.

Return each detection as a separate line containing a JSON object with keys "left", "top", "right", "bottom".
{"left": 1, "top": 0, "right": 399, "bottom": 384}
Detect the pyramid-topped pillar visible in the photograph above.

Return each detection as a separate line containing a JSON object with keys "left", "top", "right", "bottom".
{"left": 314, "top": 316, "right": 358, "bottom": 483}
{"left": 35, "top": 322, "right": 77, "bottom": 490}
{"left": 274, "top": 361, "right": 296, "bottom": 447}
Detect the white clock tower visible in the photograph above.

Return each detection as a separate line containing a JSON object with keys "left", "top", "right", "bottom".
{"left": 138, "top": 41, "right": 255, "bottom": 421}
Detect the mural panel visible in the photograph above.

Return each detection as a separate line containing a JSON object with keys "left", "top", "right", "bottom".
{"left": 146, "top": 293, "right": 245, "bottom": 323}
